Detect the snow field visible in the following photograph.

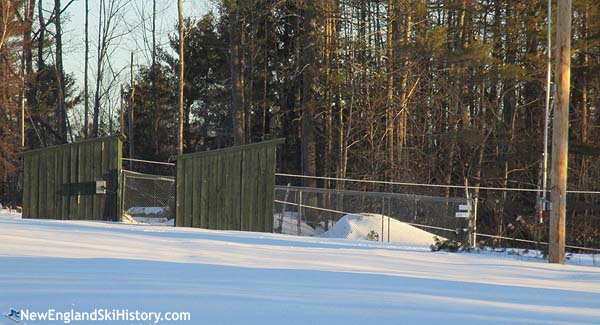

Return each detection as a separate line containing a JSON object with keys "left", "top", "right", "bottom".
{"left": 1, "top": 209, "right": 600, "bottom": 324}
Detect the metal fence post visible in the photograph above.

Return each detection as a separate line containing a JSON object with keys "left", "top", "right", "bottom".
{"left": 297, "top": 190, "right": 302, "bottom": 236}
{"left": 278, "top": 183, "right": 291, "bottom": 233}
{"left": 472, "top": 195, "right": 479, "bottom": 249}
{"left": 120, "top": 172, "right": 126, "bottom": 221}
{"left": 381, "top": 197, "right": 385, "bottom": 242}
{"left": 387, "top": 197, "right": 391, "bottom": 243}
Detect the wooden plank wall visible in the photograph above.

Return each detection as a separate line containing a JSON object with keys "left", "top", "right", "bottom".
{"left": 22, "top": 136, "right": 122, "bottom": 221}
{"left": 175, "top": 139, "right": 282, "bottom": 232}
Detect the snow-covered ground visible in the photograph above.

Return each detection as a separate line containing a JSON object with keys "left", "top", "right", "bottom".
{"left": 2, "top": 209, "right": 600, "bottom": 324}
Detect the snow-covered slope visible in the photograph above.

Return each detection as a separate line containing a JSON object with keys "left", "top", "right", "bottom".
{"left": 321, "top": 213, "right": 440, "bottom": 246}
{"left": 1, "top": 210, "right": 600, "bottom": 324}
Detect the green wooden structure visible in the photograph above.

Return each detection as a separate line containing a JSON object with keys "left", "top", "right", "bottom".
{"left": 22, "top": 136, "right": 123, "bottom": 221}
{"left": 175, "top": 139, "right": 284, "bottom": 232}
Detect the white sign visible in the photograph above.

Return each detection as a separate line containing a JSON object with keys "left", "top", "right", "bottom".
{"left": 455, "top": 212, "right": 470, "bottom": 218}
{"left": 96, "top": 181, "right": 107, "bottom": 194}
{"left": 458, "top": 204, "right": 471, "bottom": 211}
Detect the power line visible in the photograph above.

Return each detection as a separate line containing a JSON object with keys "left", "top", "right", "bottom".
{"left": 276, "top": 173, "right": 600, "bottom": 194}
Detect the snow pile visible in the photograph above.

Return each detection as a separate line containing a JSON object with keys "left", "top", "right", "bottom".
{"left": 126, "top": 206, "right": 167, "bottom": 216}
{"left": 121, "top": 212, "right": 174, "bottom": 226}
{"left": 123, "top": 206, "right": 173, "bottom": 226}
{"left": 273, "top": 212, "right": 319, "bottom": 236}
{"left": 0, "top": 207, "right": 21, "bottom": 220}
{"left": 320, "top": 213, "right": 439, "bottom": 246}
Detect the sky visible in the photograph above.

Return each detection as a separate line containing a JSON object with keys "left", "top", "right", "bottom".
{"left": 57, "top": 0, "right": 212, "bottom": 128}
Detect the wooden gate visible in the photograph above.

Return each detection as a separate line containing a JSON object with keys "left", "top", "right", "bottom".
{"left": 22, "top": 136, "right": 122, "bottom": 221}
{"left": 175, "top": 139, "right": 283, "bottom": 232}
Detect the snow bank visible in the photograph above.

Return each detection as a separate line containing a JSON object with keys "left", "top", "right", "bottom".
{"left": 273, "top": 212, "right": 320, "bottom": 236}
{"left": 320, "top": 213, "right": 439, "bottom": 246}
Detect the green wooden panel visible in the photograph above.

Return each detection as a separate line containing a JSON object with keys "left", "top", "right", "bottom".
{"left": 222, "top": 152, "right": 233, "bottom": 229}
{"left": 205, "top": 155, "right": 215, "bottom": 229}
{"left": 79, "top": 141, "right": 90, "bottom": 220}
{"left": 34, "top": 152, "right": 40, "bottom": 218}
{"left": 47, "top": 149, "right": 56, "bottom": 218}
{"left": 215, "top": 154, "right": 224, "bottom": 229}
{"left": 99, "top": 140, "right": 110, "bottom": 220}
{"left": 263, "top": 146, "right": 276, "bottom": 232}
{"left": 54, "top": 147, "right": 62, "bottom": 219}
{"left": 191, "top": 157, "right": 201, "bottom": 228}
{"left": 183, "top": 160, "right": 193, "bottom": 227}
{"left": 199, "top": 157, "right": 208, "bottom": 228}
{"left": 174, "top": 139, "right": 283, "bottom": 232}
{"left": 256, "top": 147, "right": 267, "bottom": 231}
{"left": 29, "top": 152, "right": 36, "bottom": 218}
{"left": 61, "top": 146, "right": 70, "bottom": 218}
{"left": 241, "top": 149, "right": 258, "bottom": 231}
{"left": 22, "top": 152, "right": 30, "bottom": 218}
{"left": 40, "top": 151, "right": 48, "bottom": 218}
{"left": 22, "top": 136, "right": 122, "bottom": 221}
{"left": 228, "top": 151, "right": 243, "bottom": 230}
{"left": 92, "top": 140, "right": 103, "bottom": 219}
{"left": 175, "top": 159, "right": 184, "bottom": 227}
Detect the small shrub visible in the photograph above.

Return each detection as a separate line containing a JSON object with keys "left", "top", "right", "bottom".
{"left": 366, "top": 230, "right": 379, "bottom": 241}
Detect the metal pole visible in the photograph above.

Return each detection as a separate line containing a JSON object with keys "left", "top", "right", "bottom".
{"left": 387, "top": 197, "right": 391, "bottom": 243}
{"left": 381, "top": 197, "right": 385, "bottom": 242}
{"left": 279, "top": 183, "right": 291, "bottom": 233}
{"left": 297, "top": 190, "right": 302, "bottom": 236}
{"left": 472, "top": 195, "right": 478, "bottom": 249}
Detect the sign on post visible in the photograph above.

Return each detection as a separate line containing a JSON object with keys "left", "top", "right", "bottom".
{"left": 455, "top": 203, "right": 472, "bottom": 218}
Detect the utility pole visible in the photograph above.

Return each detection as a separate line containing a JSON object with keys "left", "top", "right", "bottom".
{"left": 549, "top": 0, "right": 571, "bottom": 264}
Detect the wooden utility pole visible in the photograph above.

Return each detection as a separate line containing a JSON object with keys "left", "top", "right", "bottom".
{"left": 549, "top": 0, "right": 571, "bottom": 264}
{"left": 177, "top": 0, "right": 185, "bottom": 155}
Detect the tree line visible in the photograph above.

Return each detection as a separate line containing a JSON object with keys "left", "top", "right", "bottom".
{"left": 1, "top": 0, "right": 599, "bottom": 247}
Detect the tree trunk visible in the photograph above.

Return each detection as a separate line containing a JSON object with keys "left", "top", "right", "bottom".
{"left": 177, "top": 0, "right": 185, "bottom": 154}
{"left": 301, "top": 0, "right": 318, "bottom": 189}
{"left": 92, "top": 0, "right": 103, "bottom": 138}
{"left": 54, "top": 0, "right": 67, "bottom": 143}
{"left": 385, "top": 0, "right": 395, "bottom": 180}
{"left": 128, "top": 53, "right": 135, "bottom": 169}
{"left": 228, "top": 1, "right": 245, "bottom": 145}
{"left": 84, "top": 0, "right": 89, "bottom": 138}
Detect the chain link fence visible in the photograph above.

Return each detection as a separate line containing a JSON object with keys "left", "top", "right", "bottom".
{"left": 121, "top": 170, "right": 175, "bottom": 224}
{"left": 274, "top": 185, "right": 470, "bottom": 240}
